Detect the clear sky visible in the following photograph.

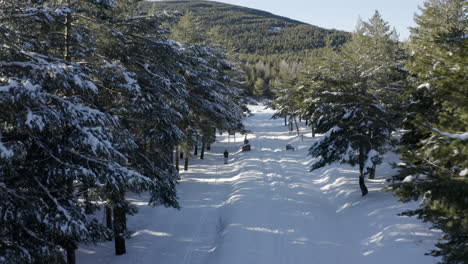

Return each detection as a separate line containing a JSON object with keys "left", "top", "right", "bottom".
{"left": 210, "top": 0, "right": 425, "bottom": 40}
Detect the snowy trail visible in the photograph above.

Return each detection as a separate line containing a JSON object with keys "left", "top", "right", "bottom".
{"left": 78, "top": 104, "right": 439, "bottom": 264}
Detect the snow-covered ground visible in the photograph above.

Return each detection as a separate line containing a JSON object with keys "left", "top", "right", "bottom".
{"left": 77, "top": 104, "right": 440, "bottom": 264}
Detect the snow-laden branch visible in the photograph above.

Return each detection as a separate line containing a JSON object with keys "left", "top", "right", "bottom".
{"left": 432, "top": 128, "right": 468, "bottom": 141}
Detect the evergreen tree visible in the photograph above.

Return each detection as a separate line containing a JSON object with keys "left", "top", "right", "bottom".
{"left": 0, "top": 1, "right": 156, "bottom": 262}
{"left": 307, "top": 12, "right": 405, "bottom": 195}
{"left": 170, "top": 10, "right": 206, "bottom": 44}
{"left": 389, "top": 1, "right": 467, "bottom": 262}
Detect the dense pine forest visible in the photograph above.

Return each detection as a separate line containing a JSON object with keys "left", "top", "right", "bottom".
{"left": 1, "top": 0, "right": 467, "bottom": 264}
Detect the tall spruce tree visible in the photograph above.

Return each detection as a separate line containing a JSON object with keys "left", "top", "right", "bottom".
{"left": 389, "top": 0, "right": 467, "bottom": 262}
{"left": 307, "top": 12, "right": 405, "bottom": 195}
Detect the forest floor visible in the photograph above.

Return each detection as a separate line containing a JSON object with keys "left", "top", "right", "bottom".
{"left": 77, "top": 104, "right": 440, "bottom": 264}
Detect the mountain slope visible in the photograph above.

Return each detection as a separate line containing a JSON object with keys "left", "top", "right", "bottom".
{"left": 141, "top": 0, "right": 349, "bottom": 57}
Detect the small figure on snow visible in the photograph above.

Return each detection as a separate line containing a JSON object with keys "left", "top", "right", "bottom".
{"left": 286, "top": 144, "right": 295, "bottom": 151}
{"left": 223, "top": 149, "right": 229, "bottom": 164}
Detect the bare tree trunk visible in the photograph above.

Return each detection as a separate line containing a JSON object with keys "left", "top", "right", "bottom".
{"left": 66, "top": 246, "right": 76, "bottom": 264}
{"left": 305, "top": 119, "right": 308, "bottom": 126}
{"left": 293, "top": 116, "right": 300, "bottom": 136}
{"left": 194, "top": 142, "right": 198, "bottom": 156}
{"left": 369, "top": 164, "right": 376, "bottom": 179}
{"left": 200, "top": 141, "right": 205, "bottom": 160}
{"left": 311, "top": 123, "right": 316, "bottom": 138}
{"left": 114, "top": 190, "right": 126, "bottom": 255}
{"left": 175, "top": 146, "right": 180, "bottom": 171}
{"left": 65, "top": 164, "right": 76, "bottom": 264}
{"left": 358, "top": 147, "right": 369, "bottom": 196}
{"left": 184, "top": 156, "right": 189, "bottom": 171}
{"left": 105, "top": 205, "right": 113, "bottom": 229}
{"left": 64, "top": 0, "right": 72, "bottom": 62}
{"left": 284, "top": 116, "right": 287, "bottom": 126}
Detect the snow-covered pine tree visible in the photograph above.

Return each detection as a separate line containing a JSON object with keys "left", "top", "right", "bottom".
{"left": 389, "top": 0, "right": 467, "bottom": 262}
{"left": 307, "top": 12, "right": 405, "bottom": 195}
{"left": 0, "top": 1, "right": 156, "bottom": 262}
{"left": 169, "top": 12, "right": 246, "bottom": 169}
{"left": 179, "top": 44, "right": 246, "bottom": 170}
{"left": 90, "top": 1, "right": 193, "bottom": 254}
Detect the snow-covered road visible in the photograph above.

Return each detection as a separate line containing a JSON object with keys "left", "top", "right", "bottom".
{"left": 78, "top": 104, "right": 439, "bottom": 264}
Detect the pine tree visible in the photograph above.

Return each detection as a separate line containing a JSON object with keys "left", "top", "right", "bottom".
{"left": 307, "top": 12, "right": 405, "bottom": 195}
{"left": 0, "top": 1, "right": 156, "bottom": 262}
{"left": 170, "top": 10, "right": 206, "bottom": 44}
{"left": 389, "top": 1, "right": 467, "bottom": 262}
{"left": 168, "top": 12, "right": 246, "bottom": 168}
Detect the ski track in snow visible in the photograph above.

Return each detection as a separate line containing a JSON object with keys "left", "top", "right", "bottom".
{"left": 77, "top": 104, "right": 440, "bottom": 264}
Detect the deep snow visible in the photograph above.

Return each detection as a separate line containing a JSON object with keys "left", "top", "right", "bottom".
{"left": 77, "top": 104, "right": 440, "bottom": 264}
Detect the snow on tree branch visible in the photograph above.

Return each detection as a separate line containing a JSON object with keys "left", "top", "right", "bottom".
{"left": 432, "top": 128, "right": 468, "bottom": 141}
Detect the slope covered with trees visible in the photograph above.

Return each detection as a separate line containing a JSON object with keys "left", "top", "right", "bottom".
{"left": 141, "top": 0, "right": 350, "bottom": 97}
{"left": 142, "top": 0, "right": 349, "bottom": 56}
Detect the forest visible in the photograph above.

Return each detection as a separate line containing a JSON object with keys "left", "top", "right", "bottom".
{"left": 1, "top": 0, "right": 467, "bottom": 263}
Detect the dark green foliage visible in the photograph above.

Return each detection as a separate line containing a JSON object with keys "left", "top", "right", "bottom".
{"left": 300, "top": 12, "right": 405, "bottom": 195}
{"left": 388, "top": 0, "right": 467, "bottom": 262}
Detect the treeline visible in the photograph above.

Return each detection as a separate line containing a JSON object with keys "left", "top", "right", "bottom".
{"left": 272, "top": 1, "right": 467, "bottom": 263}
{"left": 0, "top": 0, "right": 245, "bottom": 263}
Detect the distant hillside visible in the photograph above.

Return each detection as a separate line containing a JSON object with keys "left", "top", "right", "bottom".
{"left": 141, "top": 0, "right": 349, "bottom": 57}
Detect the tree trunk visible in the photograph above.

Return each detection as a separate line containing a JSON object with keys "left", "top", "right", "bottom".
{"left": 64, "top": 0, "right": 72, "bottom": 62}
{"left": 207, "top": 142, "right": 211, "bottom": 151}
{"left": 66, "top": 245, "right": 76, "bottom": 264}
{"left": 114, "top": 191, "right": 126, "bottom": 255}
{"left": 65, "top": 170, "right": 76, "bottom": 264}
{"left": 284, "top": 116, "right": 287, "bottom": 126}
{"left": 359, "top": 176, "right": 368, "bottom": 196}
{"left": 293, "top": 116, "right": 300, "bottom": 136}
{"left": 105, "top": 205, "right": 113, "bottom": 229}
{"left": 184, "top": 156, "right": 189, "bottom": 171}
{"left": 311, "top": 123, "right": 316, "bottom": 138}
{"left": 369, "top": 164, "right": 376, "bottom": 179}
{"left": 194, "top": 143, "right": 198, "bottom": 156}
{"left": 358, "top": 147, "right": 369, "bottom": 196}
{"left": 200, "top": 141, "right": 205, "bottom": 160}
{"left": 180, "top": 151, "right": 184, "bottom": 159}
{"left": 305, "top": 119, "right": 308, "bottom": 126}
{"left": 175, "top": 146, "right": 180, "bottom": 171}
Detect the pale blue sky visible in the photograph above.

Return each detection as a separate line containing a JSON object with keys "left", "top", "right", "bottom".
{"left": 211, "top": 0, "right": 425, "bottom": 40}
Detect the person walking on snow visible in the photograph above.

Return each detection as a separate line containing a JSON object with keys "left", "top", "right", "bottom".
{"left": 223, "top": 149, "right": 229, "bottom": 164}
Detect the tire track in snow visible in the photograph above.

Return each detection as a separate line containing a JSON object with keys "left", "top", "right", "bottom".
{"left": 182, "top": 208, "right": 209, "bottom": 264}
{"left": 256, "top": 133, "right": 289, "bottom": 264}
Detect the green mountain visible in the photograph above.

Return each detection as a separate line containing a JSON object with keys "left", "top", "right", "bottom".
{"left": 141, "top": 0, "right": 349, "bottom": 58}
